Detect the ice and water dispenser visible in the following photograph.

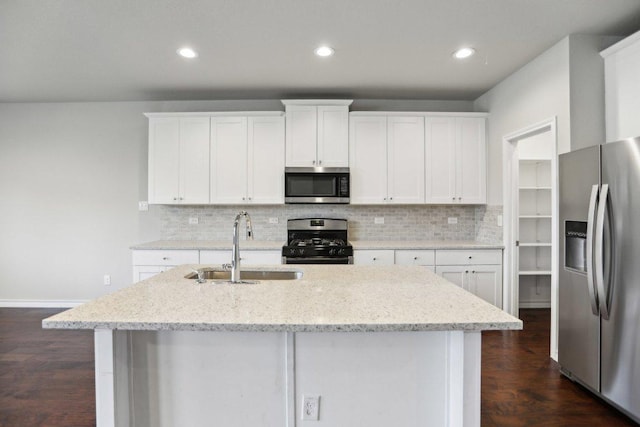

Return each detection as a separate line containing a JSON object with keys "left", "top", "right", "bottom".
{"left": 565, "top": 221, "right": 587, "bottom": 272}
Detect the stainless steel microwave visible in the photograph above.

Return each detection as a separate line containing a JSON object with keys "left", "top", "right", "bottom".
{"left": 284, "top": 167, "right": 350, "bottom": 204}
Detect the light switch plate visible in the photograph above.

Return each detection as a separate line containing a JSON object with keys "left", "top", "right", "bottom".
{"left": 268, "top": 217, "right": 279, "bottom": 224}
{"left": 138, "top": 201, "right": 149, "bottom": 211}
{"left": 374, "top": 217, "right": 385, "bottom": 224}
{"left": 189, "top": 217, "right": 199, "bottom": 225}
{"left": 448, "top": 217, "right": 458, "bottom": 224}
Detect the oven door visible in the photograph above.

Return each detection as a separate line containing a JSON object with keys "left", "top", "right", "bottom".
{"left": 283, "top": 256, "right": 353, "bottom": 265}
{"left": 284, "top": 167, "right": 349, "bottom": 204}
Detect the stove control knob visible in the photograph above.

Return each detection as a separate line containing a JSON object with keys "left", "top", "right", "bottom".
{"left": 298, "top": 249, "right": 305, "bottom": 255}
{"left": 329, "top": 248, "right": 336, "bottom": 256}
{"left": 339, "top": 248, "right": 346, "bottom": 255}
{"left": 289, "top": 248, "right": 296, "bottom": 256}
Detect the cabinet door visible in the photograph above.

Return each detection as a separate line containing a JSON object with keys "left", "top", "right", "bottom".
{"left": 456, "top": 117, "right": 486, "bottom": 204}
{"left": 248, "top": 116, "right": 285, "bottom": 204}
{"left": 179, "top": 117, "right": 210, "bottom": 204}
{"left": 353, "top": 250, "right": 395, "bottom": 265}
{"left": 133, "top": 265, "right": 166, "bottom": 282}
{"left": 317, "top": 106, "right": 349, "bottom": 167}
{"left": 349, "top": 116, "right": 388, "bottom": 204}
{"left": 434, "top": 265, "right": 468, "bottom": 289}
{"left": 211, "top": 117, "right": 248, "bottom": 204}
{"left": 387, "top": 116, "right": 425, "bottom": 204}
{"left": 148, "top": 118, "right": 181, "bottom": 204}
{"left": 285, "top": 105, "right": 318, "bottom": 166}
{"left": 425, "top": 117, "right": 456, "bottom": 204}
{"left": 469, "top": 265, "right": 502, "bottom": 307}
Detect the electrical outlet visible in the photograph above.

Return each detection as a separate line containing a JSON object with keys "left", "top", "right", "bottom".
{"left": 448, "top": 217, "right": 458, "bottom": 224}
{"left": 103, "top": 275, "right": 111, "bottom": 286}
{"left": 301, "top": 395, "right": 320, "bottom": 421}
{"left": 268, "top": 217, "right": 279, "bottom": 224}
{"left": 189, "top": 217, "right": 199, "bottom": 225}
{"left": 374, "top": 217, "right": 385, "bottom": 224}
{"left": 497, "top": 215, "right": 503, "bottom": 227}
{"left": 138, "top": 201, "right": 149, "bottom": 211}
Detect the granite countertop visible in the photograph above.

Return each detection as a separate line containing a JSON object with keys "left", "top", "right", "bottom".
{"left": 43, "top": 264, "right": 521, "bottom": 333}
{"left": 131, "top": 240, "right": 503, "bottom": 251}
{"left": 350, "top": 240, "right": 504, "bottom": 250}
{"left": 130, "top": 240, "right": 285, "bottom": 250}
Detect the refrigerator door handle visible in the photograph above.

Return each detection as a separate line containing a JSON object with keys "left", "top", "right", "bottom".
{"left": 586, "top": 184, "right": 600, "bottom": 315}
{"left": 595, "top": 183, "right": 610, "bottom": 320}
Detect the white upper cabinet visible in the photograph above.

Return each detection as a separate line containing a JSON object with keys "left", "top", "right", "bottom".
{"left": 349, "top": 116, "right": 388, "bottom": 204}
{"left": 148, "top": 116, "right": 210, "bottom": 204}
{"left": 211, "top": 115, "right": 285, "bottom": 204}
{"left": 210, "top": 116, "right": 248, "bottom": 204}
{"left": 283, "top": 100, "right": 352, "bottom": 167}
{"left": 387, "top": 116, "right": 425, "bottom": 204}
{"left": 350, "top": 114, "right": 425, "bottom": 204}
{"left": 248, "top": 116, "right": 285, "bottom": 204}
{"left": 425, "top": 116, "right": 486, "bottom": 204}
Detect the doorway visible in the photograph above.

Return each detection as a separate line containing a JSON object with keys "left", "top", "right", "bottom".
{"left": 503, "top": 117, "right": 559, "bottom": 360}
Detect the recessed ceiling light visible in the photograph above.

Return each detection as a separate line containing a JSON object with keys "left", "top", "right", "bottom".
{"left": 177, "top": 47, "right": 198, "bottom": 59}
{"left": 453, "top": 47, "right": 475, "bottom": 59}
{"left": 315, "top": 46, "right": 334, "bottom": 57}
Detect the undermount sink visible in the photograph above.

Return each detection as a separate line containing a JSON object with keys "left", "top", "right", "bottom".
{"left": 185, "top": 268, "right": 303, "bottom": 282}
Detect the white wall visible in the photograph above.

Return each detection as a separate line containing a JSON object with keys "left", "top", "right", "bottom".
{"left": 474, "top": 35, "right": 618, "bottom": 205}
{"left": 473, "top": 38, "right": 571, "bottom": 205}
{"left": 0, "top": 99, "right": 473, "bottom": 304}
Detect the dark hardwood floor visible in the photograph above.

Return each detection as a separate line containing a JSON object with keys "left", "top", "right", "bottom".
{"left": 0, "top": 308, "right": 95, "bottom": 427}
{"left": 0, "top": 308, "right": 637, "bottom": 426}
{"left": 482, "top": 309, "right": 638, "bottom": 426}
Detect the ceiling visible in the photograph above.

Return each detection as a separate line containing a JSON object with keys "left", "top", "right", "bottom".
{"left": 2, "top": 0, "right": 640, "bottom": 103}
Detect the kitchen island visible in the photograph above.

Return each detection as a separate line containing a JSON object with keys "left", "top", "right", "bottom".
{"left": 43, "top": 264, "right": 521, "bottom": 427}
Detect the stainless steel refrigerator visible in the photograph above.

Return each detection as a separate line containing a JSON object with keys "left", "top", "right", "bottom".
{"left": 559, "top": 137, "right": 640, "bottom": 423}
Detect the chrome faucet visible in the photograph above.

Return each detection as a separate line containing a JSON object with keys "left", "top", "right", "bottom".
{"left": 231, "top": 210, "right": 253, "bottom": 283}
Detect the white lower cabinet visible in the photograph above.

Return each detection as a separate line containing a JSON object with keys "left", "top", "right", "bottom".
{"left": 394, "top": 250, "right": 435, "bottom": 272}
{"left": 353, "top": 250, "right": 395, "bottom": 265}
{"left": 434, "top": 249, "right": 503, "bottom": 307}
{"left": 200, "top": 250, "right": 282, "bottom": 266}
{"left": 131, "top": 250, "right": 200, "bottom": 282}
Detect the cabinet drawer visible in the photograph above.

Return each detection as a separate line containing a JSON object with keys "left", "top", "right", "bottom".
{"left": 132, "top": 250, "right": 199, "bottom": 266}
{"left": 395, "top": 250, "right": 435, "bottom": 266}
{"left": 435, "top": 249, "right": 502, "bottom": 265}
{"left": 353, "top": 250, "right": 395, "bottom": 265}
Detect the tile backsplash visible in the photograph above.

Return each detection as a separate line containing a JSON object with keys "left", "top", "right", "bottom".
{"left": 159, "top": 204, "right": 503, "bottom": 244}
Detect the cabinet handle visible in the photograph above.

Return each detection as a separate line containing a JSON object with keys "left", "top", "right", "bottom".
{"left": 472, "top": 270, "right": 476, "bottom": 274}
{"left": 468, "top": 256, "right": 472, "bottom": 259}
{"left": 248, "top": 197, "right": 252, "bottom": 201}
{"left": 373, "top": 257, "right": 377, "bottom": 261}
{"left": 452, "top": 197, "right": 455, "bottom": 201}
{"left": 242, "top": 197, "right": 245, "bottom": 200}
{"left": 389, "top": 197, "right": 393, "bottom": 201}
{"left": 180, "top": 197, "right": 183, "bottom": 201}
{"left": 312, "top": 160, "right": 316, "bottom": 165}
{"left": 414, "top": 257, "right": 418, "bottom": 260}
{"left": 173, "top": 197, "right": 178, "bottom": 201}
{"left": 162, "top": 257, "right": 169, "bottom": 261}
{"left": 383, "top": 197, "right": 387, "bottom": 201}
{"left": 458, "top": 197, "right": 462, "bottom": 201}
{"left": 319, "top": 160, "right": 322, "bottom": 165}
{"left": 465, "top": 270, "right": 469, "bottom": 274}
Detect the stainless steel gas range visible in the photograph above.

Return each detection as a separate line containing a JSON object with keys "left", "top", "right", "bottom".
{"left": 281, "top": 218, "right": 353, "bottom": 264}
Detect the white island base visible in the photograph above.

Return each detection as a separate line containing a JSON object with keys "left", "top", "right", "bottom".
{"left": 96, "top": 329, "right": 481, "bottom": 427}
{"left": 44, "top": 264, "right": 520, "bottom": 426}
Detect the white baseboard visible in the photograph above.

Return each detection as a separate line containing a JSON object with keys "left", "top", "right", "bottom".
{"left": 0, "top": 300, "right": 89, "bottom": 308}
{"left": 519, "top": 301, "right": 551, "bottom": 309}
